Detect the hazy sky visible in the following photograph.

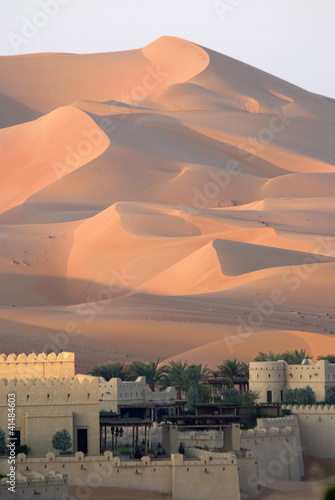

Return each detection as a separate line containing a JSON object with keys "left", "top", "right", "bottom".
{"left": 1, "top": 0, "right": 334, "bottom": 98}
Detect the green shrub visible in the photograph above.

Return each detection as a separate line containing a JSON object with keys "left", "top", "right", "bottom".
{"left": 52, "top": 429, "right": 72, "bottom": 453}
{"left": 325, "top": 387, "right": 335, "bottom": 405}
{"left": 15, "top": 445, "right": 31, "bottom": 456}
{"left": 285, "top": 386, "right": 316, "bottom": 405}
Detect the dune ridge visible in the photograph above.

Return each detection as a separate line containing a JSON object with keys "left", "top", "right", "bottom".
{"left": 0, "top": 36, "right": 334, "bottom": 368}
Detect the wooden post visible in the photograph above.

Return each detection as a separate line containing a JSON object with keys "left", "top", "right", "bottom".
{"left": 104, "top": 426, "right": 107, "bottom": 451}
{"left": 144, "top": 425, "right": 147, "bottom": 454}
{"left": 148, "top": 426, "right": 152, "bottom": 453}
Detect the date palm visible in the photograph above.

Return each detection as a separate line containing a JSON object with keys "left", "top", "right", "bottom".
{"left": 254, "top": 351, "right": 282, "bottom": 362}
{"left": 128, "top": 360, "right": 166, "bottom": 391}
{"left": 161, "top": 361, "right": 189, "bottom": 399}
{"left": 89, "top": 362, "right": 129, "bottom": 381}
{"left": 216, "top": 359, "right": 244, "bottom": 388}
{"left": 282, "top": 349, "right": 310, "bottom": 365}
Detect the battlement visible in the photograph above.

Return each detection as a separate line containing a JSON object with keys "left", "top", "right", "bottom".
{"left": 282, "top": 404, "right": 335, "bottom": 413}
{"left": 0, "top": 373, "right": 96, "bottom": 387}
{"left": 0, "top": 352, "right": 74, "bottom": 363}
{"left": 0, "top": 374, "right": 99, "bottom": 408}
{"left": 0, "top": 352, "right": 75, "bottom": 379}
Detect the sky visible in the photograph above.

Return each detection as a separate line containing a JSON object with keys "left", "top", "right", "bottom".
{"left": 1, "top": 0, "right": 334, "bottom": 98}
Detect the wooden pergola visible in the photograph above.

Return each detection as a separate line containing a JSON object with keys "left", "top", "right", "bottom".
{"left": 202, "top": 377, "right": 249, "bottom": 401}
{"left": 162, "top": 413, "right": 240, "bottom": 430}
{"left": 99, "top": 413, "right": 153, "bottom": 457}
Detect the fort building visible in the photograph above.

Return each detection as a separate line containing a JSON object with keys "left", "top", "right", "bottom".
{"left": 0, "top": 374, "right": 100, "bottom": 456}
{"left": 249, "top": 358, "right": 335, "bottom": 403}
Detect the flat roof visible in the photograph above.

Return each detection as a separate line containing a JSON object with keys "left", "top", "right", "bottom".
{"left": 100, "top": 417, "right": 153, "bottom": 427}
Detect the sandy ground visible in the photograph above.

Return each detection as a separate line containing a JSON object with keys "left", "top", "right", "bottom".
{"left": 68, "top": 485, "right": 172, "bottom": 500}
{"left": 0, "top": 36, "right": 334, "bottom": 369}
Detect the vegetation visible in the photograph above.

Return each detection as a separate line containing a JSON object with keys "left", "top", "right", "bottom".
{"left": 254, "top": 349, "right": 311, "bottom": 364}
{"left": 325, "top": 386, "right": 335, "bottom": 405}
{"left": 0, "top": 428, "right": 5, "bottom": 455}
{"left": 254, "top": 351, "right": 282, "bottom": 362}
{"left": 318, "top": 355, "right": 335, "bottom": 364}
{"left": 160, "top": 361, "right": 189, "bottom": 399}
{"left": 216, "top": 359, "right": 246, "bottom": 388}
{"left": 220, "top": 388, "right": 259, "bottom": 406}
{"left": 285, "top": 386, "right": 316, "bottom": 405}
{"left": 282, "top": 349, "right": 311, "bottom": 364}
{"left": 128, "top": 360, "right": 166, "bottom": 391}
{"left": 52, "top": 429, "right": 72, "bottom": 453}
{"left": 89, "top": 362, "right": 131, "bottom": 381}
{"left": 187, "top": 383, "right": 211, "bottom": 406}
{"left": 15, "top": 444, "right": 31, "bottom": 456}
{"left": 324, "top": 487, "right": 335, "bottom": 500}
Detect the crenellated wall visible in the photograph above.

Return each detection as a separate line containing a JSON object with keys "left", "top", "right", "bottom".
{"left": 0, "top": 352, "right": 75, "bottom": 379}
{"left": 0, "top": 471, "right": 68, "bottom": 500}
{"left": 7, "top": 450, "right": 242, "bottom": 500}
{"left": 282, "top": 404, "right": 335, "bottom": 458}
{"left": 0, "top": 375, "right": 99, "bottom": 456}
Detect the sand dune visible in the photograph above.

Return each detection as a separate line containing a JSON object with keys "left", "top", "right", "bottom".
{"left": 0, "top": 36, "right": 334, "bottom": 367}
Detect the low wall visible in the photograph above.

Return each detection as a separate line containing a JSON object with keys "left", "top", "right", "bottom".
{"left": 282, "top": 404, "right": 335, "bottom": 459}
{"left": 12, "top": 450, "right": 241, "bottom": 500}
{"left": 240, "top": 416, "right": 304, "bottom": 481}
{"left": 0, "top": 471, "right": 68, "bottom": 500}
{"left": 178, "top": 430, "right": 223, "bottom": 450}
{"left": 190, "top": 448, "right": 258, "bottom": 498}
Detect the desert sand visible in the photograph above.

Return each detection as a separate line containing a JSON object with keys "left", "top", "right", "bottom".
{"left": 0, "top": 36, "right": 334, "bottom": 372}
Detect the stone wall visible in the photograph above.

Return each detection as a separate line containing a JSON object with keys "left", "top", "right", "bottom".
{"left": 241, "top": 416, "right": 304, "bottom": 481}
{"left": 6, "top": 450, "right": 242, "bottom": 500}
{"left": 0, "top": 352, "right": 75, "bottom": 379}
{"left": 282, "top": 404, "right": 335, "bottom": 458}
{"left": 0, "top": 471, "right": 68, "bottom": 500}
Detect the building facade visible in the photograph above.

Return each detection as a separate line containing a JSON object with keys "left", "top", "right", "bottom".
{"left": 249, "top": 359, "right": 335, "bottom": 402}
{"left": 0, "top": 353, "right": 99, "bottom": 456}
{"left": 99, "top": 376, "right": 177, "bottom": 419}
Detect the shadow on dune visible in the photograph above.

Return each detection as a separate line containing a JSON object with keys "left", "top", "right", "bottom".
{"left": 0, "top": 272, "right": 133, "bottom": 307}
{"left": 0, "top": 92, "right": 41, "bottom": 129}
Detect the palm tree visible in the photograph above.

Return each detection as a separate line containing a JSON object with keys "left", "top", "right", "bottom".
{"left": 254, "top": 351, "right": 282, "bottom": 362}
{"left": 239, "top": 362, "right": 249, "bottom": 379}
{"left": 318, "top": 354, "right": 335, "bottom": 364}
{"left": 216, "top": 359, "right": 244, "bottom": 388}
{"left": 185, "top": 363, "right": 211, "bottom": 390}
{"left": 89, "top": 362, "right": 129, "bottom": 381}
{"left": 161, "top": 361, "right": 189, "bottom": 399}
{"left": 282, "top": 349, "right": 311, "bottom": 365}
{"left": 128, "top": 360, "right": 166, "bottom": 392}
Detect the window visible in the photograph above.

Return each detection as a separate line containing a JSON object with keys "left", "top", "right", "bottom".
{"left": 267, "top": 391, "right": 272, "bottom": 403}
{"left": 280, "top": 390, "right": 284, "bottom": 402}
{"left": 13, "top": 430, "right": 21, "bottom": 446}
